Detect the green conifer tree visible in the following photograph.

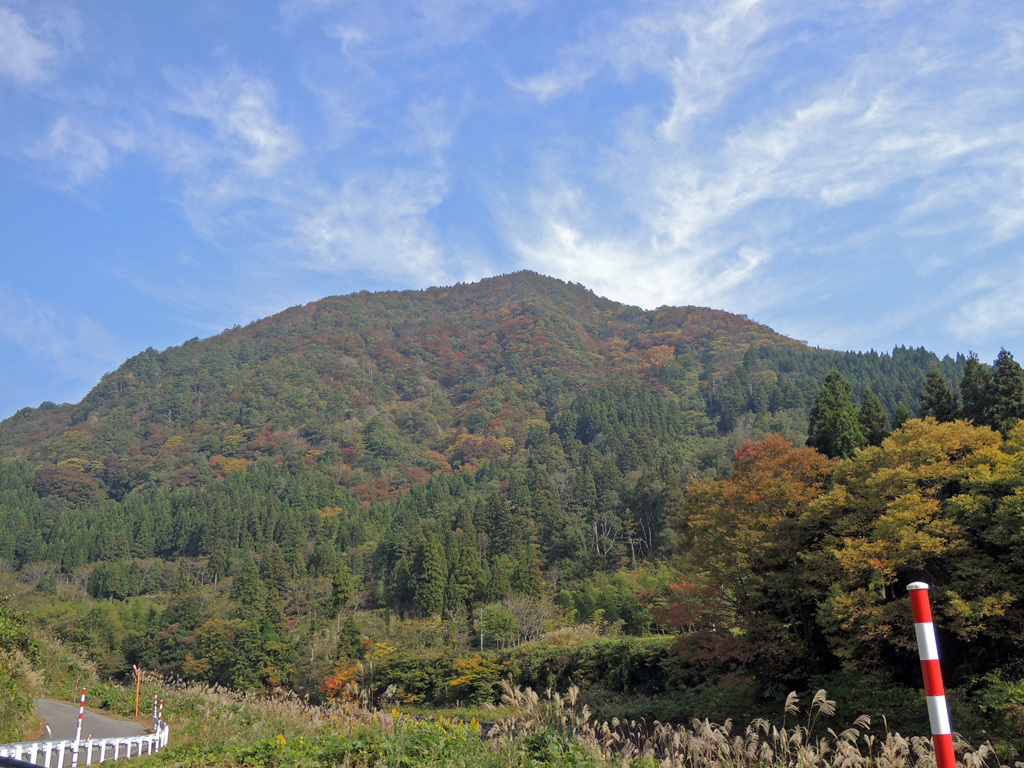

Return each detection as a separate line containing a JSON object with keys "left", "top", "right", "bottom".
{"left": 513, "top": 542, "right": 544, "bottom": 597}
{"left": 262, "top": 588, "right": 287, "bottom": 642}
{"left": 337, "top": 616, "right": 365, "bottom": 660}
{"left": 448, "top": 519, "right": 484, "bottom": 610}
{"left": 920, "top": 369, "right": 958, "bottom": 422}
{"left": 231, "top": 555, "right": 265, "bottom": 615}
{"left": 163, "top": 567, "right": 202, "bottom": 631}
{"left": 414, "top": 528, "right": 446, "bottom": 616}
{"left": 959, "top": 353, "right": 993, "bottom": 425}
{"left": 327, "top": 561, "right": 353, "bottom": 622}
{"left": 308, "top": 540, "right": 338, "bottom": 578}
{"left": 892, "top": 401, "right": 913, "bottom": 431}
{"left": 859, "top": 387, "right": 889, "bottom": 446}
{"left": 260, "top": 542, "right": 289, "bottom": 592}
{"left": 387, "top": 556, "right": 414, "bottom": 619}
{"left": 485, "top": 555, "right": 513, "bottom": 602}
{"left": 988, "top": 349, "right": 1024, "bottom": 435}
{"left": 230, "top": 619, "right": 265, "bottom": 691}
{"left": 208, "top": 540, "right": 229, "bottom": 580}
{"left": 807, "top": 372, "right": 866, "bottom": 458}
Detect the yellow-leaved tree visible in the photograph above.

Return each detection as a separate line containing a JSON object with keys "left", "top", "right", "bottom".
{"left": 815, "top": 418, "right": 1024, "bottom": 671}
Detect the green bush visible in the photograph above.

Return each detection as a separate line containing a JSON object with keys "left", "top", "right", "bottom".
{"left": 500, "top": 636, "right": 678, "bottom": 696}
{"left": 0, "top": 592, "right": 39, "bottom": 741}
{"left": 374, "top": 653, "right": 454, "bottom": 705}
{"left": 954, "top": 669, "right": 1024, "bottom": 756}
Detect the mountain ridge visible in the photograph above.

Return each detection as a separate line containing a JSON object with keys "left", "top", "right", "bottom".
{"left": 0, "top": 270, "right": 962, "bottom": 504}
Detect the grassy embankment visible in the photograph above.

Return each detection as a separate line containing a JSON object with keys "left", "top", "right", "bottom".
{"left": 24, "top": 642, "right": 1019, "bottom": 768}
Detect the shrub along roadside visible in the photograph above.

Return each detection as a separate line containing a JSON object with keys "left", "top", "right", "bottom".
{"left": 369, "top": 636, "right": 678, "bottom": 708}
{"left": 363, "top": 635, "right": 1024, "bottom": 755}
{"left": 0, "top": 592, "right": 41, "bottom": 742}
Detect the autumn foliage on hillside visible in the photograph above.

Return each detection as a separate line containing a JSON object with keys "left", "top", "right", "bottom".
{"left": 1, "top": 272, "right": 962, "bottom": 503}
{"left": 2, "top": 273, "right": 1019, "bottom": 746}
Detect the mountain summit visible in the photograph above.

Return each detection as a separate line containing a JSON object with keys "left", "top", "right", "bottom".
{"left": 0, "top": 271, "right": 959, "bottom": 502}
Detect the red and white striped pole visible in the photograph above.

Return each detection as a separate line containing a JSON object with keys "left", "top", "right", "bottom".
{"left": 71, "top": 687, "right": 86, "bottom": 768}
{"left": 158, "top": 699, "right": 164, "bottom": 730}
{"left": 152, "top": 693, "right": 159, "bottom": 728}
{"left": 907, "top": 582, "right": 955, "bottom": 768}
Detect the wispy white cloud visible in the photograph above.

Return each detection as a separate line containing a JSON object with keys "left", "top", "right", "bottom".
{"left": 0, "top": 287, "right": 118, "bottom": 380}
{"left": 27, "top": 115, "right": 110, "bottom": 186}
{"left": 166, "top": 67, "right": 299, "bottom": 179}
{"left": 502, "top": 0, "right": 1024, "bottom": 353}
{"left": 148, "top": 63, "right": 454, "bottom": 300}
{"left": 292, "top": 167, "right": 448, "bottom": 281}
{"left": 407, "top": 0, "right": 534, "bottom": 48}
{"left": 950, "top": 258, "right": 1024, "bottom": 342}
{"left": 0, "top": 4, "right": 78, "bottom": 83}
{"left": 285, "top": 0, "right": 533, "bottom": 52}
{"left": 0, "top": 6, "right": 55, "bottom": 82}
{"left": 512, "top": 0, "right": 776, "bottom": 114}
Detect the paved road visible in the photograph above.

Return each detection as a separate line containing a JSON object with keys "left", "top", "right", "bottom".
{"left": 34, "top": 700, "right": 148, "bottom": 742}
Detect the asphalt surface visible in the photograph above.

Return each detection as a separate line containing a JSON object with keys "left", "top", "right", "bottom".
{"left": 33, "top": 700, "right": 149, "bottom": 742}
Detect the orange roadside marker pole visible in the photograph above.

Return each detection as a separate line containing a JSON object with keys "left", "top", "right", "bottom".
{"left": 134, "top": 665, "right": 142, "bottom": 717}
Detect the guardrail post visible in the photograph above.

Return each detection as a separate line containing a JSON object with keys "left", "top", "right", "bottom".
{"left": 907, "top": 582, "right": 956, "bottom": 768}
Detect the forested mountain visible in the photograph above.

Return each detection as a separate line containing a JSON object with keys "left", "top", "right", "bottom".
{"left": 0, "top": 272, "right": 968, "bottom": 580}
{"left": 1, "top": 271, "right": 961, "bottom": 495}
{"left": 8, "top": 270, "right": 1024, "bottom": 745}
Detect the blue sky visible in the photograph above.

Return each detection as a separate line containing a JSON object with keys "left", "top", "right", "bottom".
{"left": 2, "top": 0, "right": 1024, "bottom": 419}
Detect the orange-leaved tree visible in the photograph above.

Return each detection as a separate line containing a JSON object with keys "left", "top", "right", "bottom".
{"left": 671, "top": 434, "right": 835, "bottom": 682}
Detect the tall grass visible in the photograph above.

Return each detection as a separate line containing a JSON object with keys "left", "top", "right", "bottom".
{"left": 489, "top": 680, "right": 1024, "bottom": 768}
{"left": 68, "top": 675, "right": 1024, "bottom": 768}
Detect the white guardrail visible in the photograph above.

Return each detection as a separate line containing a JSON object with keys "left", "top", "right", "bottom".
{"left": 0, "top": 725, "right": 169, "bottom": 767}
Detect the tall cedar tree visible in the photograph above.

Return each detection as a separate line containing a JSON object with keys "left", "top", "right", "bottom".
{"left": 959, "top": 353, "right": 992, "bottom": 424}
{"left": 919, "top": 369, "right": 958, "bottom": 422}
{"left": 328, "top": 561, "right": 353, "bottom": 620}
{"left": 892, "top": 401, "right": 912, "bottom": 431}
{"left": 413, "top": 526, "right": 446, "bottom": 616}
{"left": 163, "top": 568, "right": 202, "bottom": 631}
{"left": 208, "top": 541, "right": 229, "bottom": 579}
{"left": 807, "top": 372, "right": 866, "bottom": 458}
{"left": 987, "top": 349, "right": 1024, "bottom": 435}
{"left": 337, "top": 616, "right": 365, "bottom": 659}
{"left": 231, "top": 555, "right": 265, "bottom": 615}
{"left": 859, "top": 387, "right": 889, "bottom": 446}
{"left": 260, "top": 542, "right": 289, "bottom": 591}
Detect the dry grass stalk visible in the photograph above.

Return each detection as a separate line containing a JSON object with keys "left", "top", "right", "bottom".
{"left": 489, "top": 681, "right": 1024, "bottom": 768}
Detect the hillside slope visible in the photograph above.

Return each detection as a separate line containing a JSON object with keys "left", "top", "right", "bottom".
{"left": 0, "top": 271, "right": 962, "bottom": 504}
